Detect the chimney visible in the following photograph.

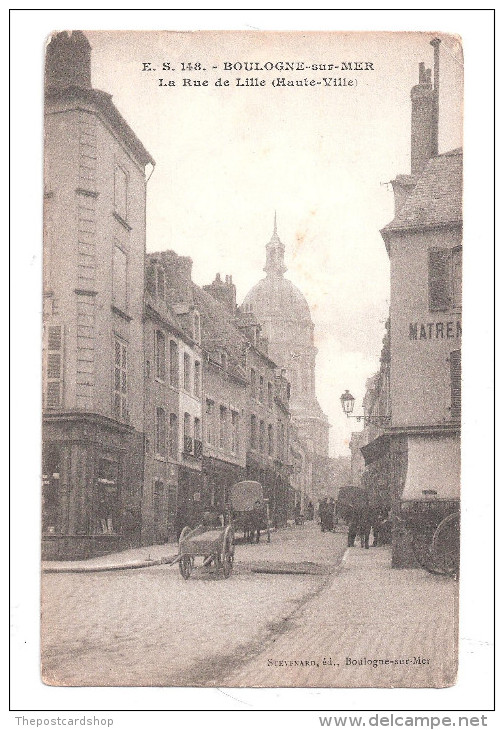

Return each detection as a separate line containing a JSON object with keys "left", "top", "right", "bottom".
{"left": 430, "top": 38, "right": 441, "bottom": 158}
{"left": 45, "top": 31, "right": 92, "bottom": 90}
{"left": 410, "top": 60, "right": 435, "bottom": 177}
{"left": 203, "top": 273, "right": 237, "bottom": 316}
{"left": 152, "top": 250, "right": 193, "bottom": 305}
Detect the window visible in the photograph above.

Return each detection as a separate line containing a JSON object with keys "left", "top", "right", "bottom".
{"left": 428, "top": 246, "right": 463, "bottom": 312}
{"left": 194, "top": 417, "right": 202, "bottom": 458}
{"left": 259, "top": 420, "right": 265, "bottom": 452}
{"left": 112, "top": 243, "right": 127, "bottom": 312}
{"left": 267, "top": 381, "right": 273, "bottom": 409}
{"left": 250, "top": 368, "right": 256, "bottom": 399}
{"left": 184, "top": 412, "right": 192, "bottom": 454}
{"left": 231, "top": 411, "right": 239, "bottom": 454}
{"left": 184, "top": 352, "right": 191, "bottom": 391}
{"left": 250, "top": 414, "right": 257, "bottom": 450}
{"left": 268, "top": 424, "right": 274, "bottom": 456}
{"left": 219, "top": 406, "right": 227, "bottom": 450}
{"left": 154, "top": 330, "right": 166, "bottom": 380}
{"left": 206, "top": 399, "right": 215, "bottom": 444}
{"left": 259, "top": 375, "right": 264, "bottom": 403}
{"left": 113, "top": 338, "right": 128, "bottom": 421}
{"left": 155, "top": 407, "right": 166, "bottom": 456}
{"left": 452, "top": 246, "right": 462, "bottom": 308}
{"left": 169, "top": 341, "right": 179, "bottom": 387}
{"left": 169, "top": 413, "right": 178, "bottom": 458}
{"left": 194, "top": 361, "right": 201, "bottom": 398}
{"left": 156, "top": 266, "right": 165, "bottom": 300}
{"left": 45, "top": 325, "right": 63, "bottom": 409}
{"left": 114, "top": 165, "right": 128, "bottom": 221}
{"left": 450, "top": 349, "right": 461, "bottom": 420}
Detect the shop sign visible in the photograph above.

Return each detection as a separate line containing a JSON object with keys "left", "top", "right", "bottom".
{"left": 409, "top": 320, "right": 461, "bottom": 341}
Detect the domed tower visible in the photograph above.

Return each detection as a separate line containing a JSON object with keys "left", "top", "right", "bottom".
{"left": 242, "top": 216, "right": 329, "bottom": 456}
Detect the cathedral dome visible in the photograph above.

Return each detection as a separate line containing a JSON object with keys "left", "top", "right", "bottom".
{"left": 241, "top": 215, "right": 313, "bottom": 323}
{"left": 242, "top": 275, "right": 312, "bottom": 322}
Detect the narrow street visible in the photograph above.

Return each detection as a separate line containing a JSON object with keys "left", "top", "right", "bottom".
{"left": 41, "top": 523, "right": 347, "bottom": 687}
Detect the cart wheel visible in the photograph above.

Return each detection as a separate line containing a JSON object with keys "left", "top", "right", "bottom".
{"left": 179, "top": 555, "right": 193, "bottom": 580}
{"left": 410, "top": 528, "right": 447, "bottom": 575}
{"left": 221, "top": 526, "right": 234, "bottom": 578}
{"left": 432, "top": 512, "right": 460, "bottom": 577}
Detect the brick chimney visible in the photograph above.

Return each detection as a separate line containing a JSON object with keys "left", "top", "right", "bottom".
{"left": 148, "top": 250, "right": 194, "bottom": 305}
{"left": 390, "top": 40, "right": 441, "bottom": 214}
{"left": 410, "top": 61, "right": 435, "bottom": 177}
{"left": 45, "top": 31, "right": 92, "bottom": 90}
{"left": 203, "top": 273, "right": 237, "bottom": 316}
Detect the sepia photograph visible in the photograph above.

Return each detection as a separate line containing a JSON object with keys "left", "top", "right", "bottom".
{"left": 39, "top": 27, "right": 465, "bottom": 689}
{"left": 8, "top": 7, "right": 495, "bottom": 721}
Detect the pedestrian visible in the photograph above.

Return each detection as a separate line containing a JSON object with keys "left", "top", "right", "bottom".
{"left": 174, "top": 500, "right": 195, "bottom": 541}
{"left": 327, "top": 497, "right": 336, "bottom": 531}
{"left": 358, "top": 507, "right": 373, "bottom": 549}
{"left": 250, "top": 499, "right": 264, "bottom": 543}
{"left": 347, "top": 513, "right": 359, "bottom": 547}
{"left": 319, "top": 497, "right": 329, "bottom": 532}
{"left": 306, "top": 501, "right": 314, "bottom": 521}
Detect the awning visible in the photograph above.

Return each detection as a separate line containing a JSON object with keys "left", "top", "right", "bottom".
{"left": 402, "top": 434, "right": 460, "bottom": 501}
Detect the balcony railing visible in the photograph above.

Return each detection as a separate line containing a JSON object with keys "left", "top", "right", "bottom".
{"left": 194, "top": 439, "right": 203, "bottom": 459}
{"left": 183, "top": 436, "right": 193, "bottom": 454}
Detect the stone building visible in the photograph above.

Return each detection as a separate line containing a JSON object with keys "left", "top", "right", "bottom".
{"left": 195, "top": 280, "right": 248, "bottom": 510}
{"left": 204, "top": 274, "right": 294, "bottom": 525}
{"left": 146, "top": 252, "right": 204, "bottom": 521}
{"left": 380, "top": 42, "right": 462, "bottom": 566}
{"left": 42, "top": 31, "right": 154, "bottom": 558}
{"left": 241, "top": 217, "right": 330, "bottom": 499}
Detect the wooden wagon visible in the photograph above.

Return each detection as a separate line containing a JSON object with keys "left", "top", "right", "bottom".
{"left": 229, "top": 480, "right": 271, "bottom": 543}
{"left": 177, "top": 523, "right": 234, "bottom": 580}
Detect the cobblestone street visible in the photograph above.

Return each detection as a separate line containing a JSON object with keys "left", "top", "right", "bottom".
{"left": 41, "top": 523, "right": 347, "bottom": 686}
{"left": 41, "top": 522, "right": 458, "bottom": 688}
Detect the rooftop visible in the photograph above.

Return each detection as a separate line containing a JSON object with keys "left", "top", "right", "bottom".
{"left": 382, "top": 148, "right": 462, "bottom": 234}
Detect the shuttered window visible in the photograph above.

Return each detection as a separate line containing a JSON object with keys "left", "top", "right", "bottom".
{"left": 155, "top": 407, "right": 166, "bottom": 456}
{"left": 154, "top": 330, "right": 166, "bottom": 380}
{"left": 450, "top": 349, "right": 462, "bottom": 420}
{"left": 428, "top": 248, "right": 451, "bottom": 311}
{"left": 45, "top": 325, "right": 63, "bottom": 409}
{"left": 113, "top": 339, "right": 128, "bottom": 422}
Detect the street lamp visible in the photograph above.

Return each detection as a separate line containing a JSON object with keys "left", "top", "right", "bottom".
{"left": 339, "top": 390, "right": 391, "bottom": 425}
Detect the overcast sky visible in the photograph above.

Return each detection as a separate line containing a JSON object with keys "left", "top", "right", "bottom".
{"left": 86, "top": 30, "right": 463, "bottom": 456}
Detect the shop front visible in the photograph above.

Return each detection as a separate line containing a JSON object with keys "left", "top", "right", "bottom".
{"left": 42, "top": 412, "right": 144, "bottom": 560}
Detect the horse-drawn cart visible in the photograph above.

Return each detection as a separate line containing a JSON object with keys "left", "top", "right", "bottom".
{"left": 177, "top": 523, "right": 234, "bottom": 580}
{"left": 230, "top": 480, "right": 271, "bottom": 543}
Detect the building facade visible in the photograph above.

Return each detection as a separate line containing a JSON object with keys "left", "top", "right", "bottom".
{"left": 42, "top": 31, "right": 154, "bottom": 558}
{"left": 380, "top": 46, "right": 462, "bottom": 566}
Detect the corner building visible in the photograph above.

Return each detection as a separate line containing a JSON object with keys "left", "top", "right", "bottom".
{"left": 42, "top": 32, "right": 154, "bottom": 558}
{"left": 380, "top": 48, "right": 462, "bottom": 567}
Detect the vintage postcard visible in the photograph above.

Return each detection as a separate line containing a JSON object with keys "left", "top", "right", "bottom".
{"left": 40, "top": 29, "right": 464, "bottom": 689}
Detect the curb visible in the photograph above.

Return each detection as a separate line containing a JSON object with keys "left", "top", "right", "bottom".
{"left": 42, "top": 554, "right": 178, "bottom": 574}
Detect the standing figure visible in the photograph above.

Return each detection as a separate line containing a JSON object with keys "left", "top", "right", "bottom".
{"left": 358, "top": 507, "right": 373, "bottom": 549}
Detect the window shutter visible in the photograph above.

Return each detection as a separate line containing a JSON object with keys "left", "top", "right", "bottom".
{"left": 44, "top": 325, "right": 63, "bottom": 409}
{"left": 428, "top": 248, "right": 451, "bottom": 311}
{"left": 450, "top": 349, "right": 462, "bottom": 420}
